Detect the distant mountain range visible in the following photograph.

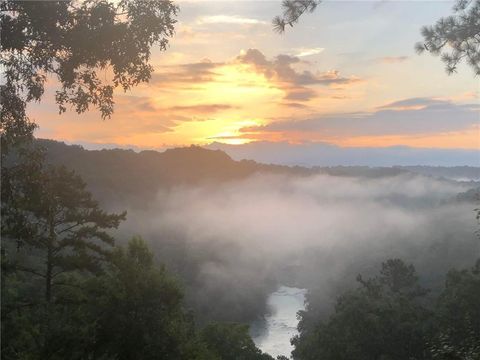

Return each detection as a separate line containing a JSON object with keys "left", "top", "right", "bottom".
{"left": 39, "top": 139, "right": 301, "bottom": 206}
{"left": 207, "top": 141, "right": 480, "bottom": 168}
{"left": 39, "top": 139, "right": 480, "bottom": 207}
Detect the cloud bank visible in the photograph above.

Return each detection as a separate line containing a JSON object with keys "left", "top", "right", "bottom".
{"left": 241, "top": 98, "right": 479, "bottom": 137}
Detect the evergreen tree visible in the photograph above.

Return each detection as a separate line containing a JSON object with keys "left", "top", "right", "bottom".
{"left": 89, "top": 237, "right": 214, "bottom": 360}
{"left": 3, "top": 164, "right": 125, "bottom": 304}
{"left": 272, "top": 0, "right": 320, "bottom": 33}
{"left": 292, "top": 259, "right": 432, "bottom": 360}
{"left": 273, "top": 0, "right": 480, "bottom": 76}
{"left": 415, "top": 0, "right": 480, "bottom": 75}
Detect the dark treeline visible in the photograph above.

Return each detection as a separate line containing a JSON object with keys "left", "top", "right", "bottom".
{"left": 38, "top": 139, "right": 312, "bottom": 207}
{"left": 292, "top": 258, "right": 480, "bottom": 360}
{"left": 39, "top": 139, "right": 479, "bottom": 207}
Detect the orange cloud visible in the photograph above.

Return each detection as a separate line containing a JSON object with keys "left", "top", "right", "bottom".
{"left": 236, "top": 97, "right": 479, "bottom": 149}
{"left": 31, "top": 45, "right": 473, "bottom": 151}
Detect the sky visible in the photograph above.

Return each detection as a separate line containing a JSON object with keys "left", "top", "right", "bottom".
{"left": 32, "top": 0, "right": 479, "bottom": 154}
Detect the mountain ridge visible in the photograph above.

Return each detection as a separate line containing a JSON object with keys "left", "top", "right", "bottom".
{"left": 37, "top": 139, "right": 479, "bottom": 207}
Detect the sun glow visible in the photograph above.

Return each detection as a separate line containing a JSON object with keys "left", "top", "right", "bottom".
{"left": 138, "top": 63, "right": 283, "bottom": 146}
{"left": 185, "top": 63, "right": 282, "bottom": 112}
{"left": 207, "top": 119, "right": 264, "bottom": 145}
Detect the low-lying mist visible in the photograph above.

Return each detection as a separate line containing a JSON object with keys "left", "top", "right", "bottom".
{"left": 118, "top": 172, "right": 479, "bottom": 323}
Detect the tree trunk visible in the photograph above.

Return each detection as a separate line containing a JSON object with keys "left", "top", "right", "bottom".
{"left": 45, "top": 212, "right": 55, "bottom": 304}
{"left": 46, "top": 246, "right": 52, "bottom": 303}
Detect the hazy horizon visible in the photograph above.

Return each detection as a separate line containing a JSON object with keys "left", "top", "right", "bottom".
{"left": 47, "top": 138, "right": 479, "bottom": 167}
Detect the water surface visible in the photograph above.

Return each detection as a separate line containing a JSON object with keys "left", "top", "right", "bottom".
{"left": 252, "top": 286, "right": 307, "bottom": 358}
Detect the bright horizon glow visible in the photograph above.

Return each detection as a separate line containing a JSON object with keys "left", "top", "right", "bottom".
{"left": 31, "top": 0, "right": 479, "bottom": 152}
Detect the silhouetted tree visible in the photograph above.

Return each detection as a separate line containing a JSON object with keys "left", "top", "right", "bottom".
{"left": 415, "top": 0, "right": 480, "bottom": 75}
{"left": 1, "top": 236, "right": 218, "bottom": 360}
{"left": 272, "top": 0, "right": 320, "bottom": 33}
{"left": 3, "top": 165, "right": 125, "bottom": 304}
{"left": 273, "top": 0, "right": 480, "bottom": 76}
{"left": 1, "top": 163, "right": 125, "bottom": 358}
{"left": 1, "top": 0, "right": 178, "bottom": 128}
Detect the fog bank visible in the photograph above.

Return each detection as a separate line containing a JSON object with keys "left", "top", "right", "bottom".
{"left": 120, "top": 172, "right": 479, "bottom": 322}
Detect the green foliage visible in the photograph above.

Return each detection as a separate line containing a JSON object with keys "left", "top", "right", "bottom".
{"left": 1, "top": 237, "right": 219, "bottom": 360}
{"left": 90, "top": 236, "right": 209, "bottom": 360}
{"left": 292, "top": 259, "right": 433, "bottom": 360}
{"left": 1, "top": 154, "right": 124, "bottom": 358}
{"left": 415, "top": 0, "right": 480, "bottom": 75}
{"left": 292, "top": 258, "right": 480, "bottom": 360}
{"left": 0, "top": 84, "right": 37, "bottom": 154}
{"left": 428, "top": 260, "right": 480, "bottom": 359}
{"left": 1, "top": 0, "right": 178, "bottom": 121}
{"left": 2, "top": 163, "right": 126, "bottom": 303}
{"left": 201, "top": 322, "right": 274, "bottom": 360}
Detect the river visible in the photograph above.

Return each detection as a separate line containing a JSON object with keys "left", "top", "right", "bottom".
{"left": 251, "top": 286, "right": 307, "bottom": 359}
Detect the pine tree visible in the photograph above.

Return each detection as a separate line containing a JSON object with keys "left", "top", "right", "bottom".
{"left": 8, "top": 164, "right": 126, "bottom": 304}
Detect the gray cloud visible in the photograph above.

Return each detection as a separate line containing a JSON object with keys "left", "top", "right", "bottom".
{"left": 117, "top": 95, "right": 158, "bottom": 113}
{"left": 242, "top": 98, "right": 479, "bottom": 136}
{"left": 284, "top": 88, "right": 317, "bottom": 101}
{"left": 236, "top": 49, "right": 362, "bottom": 101}
{"left": 151, "top": 61, "right": 224, "bottom": 85}
{"left": 237, "top": 49, "right": 360, "bottom": 87}
{"left": 378, "top": 97, "right": 448, "bottom": 109}
{"left": 116, "top": 96, "right": 236, "bottom": 124}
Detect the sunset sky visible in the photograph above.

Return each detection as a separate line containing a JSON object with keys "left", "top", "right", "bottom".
{"left": 32, "top": 0, "right": 479, "bottom": 151}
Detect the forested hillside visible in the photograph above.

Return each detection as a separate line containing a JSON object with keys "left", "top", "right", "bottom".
{"left": 39, "top": 139, "right": 479, "bottom": 206}
{"left": 39, "top": 139, "right": 310, "bottom": 206}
